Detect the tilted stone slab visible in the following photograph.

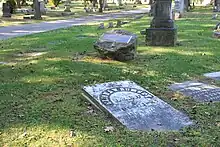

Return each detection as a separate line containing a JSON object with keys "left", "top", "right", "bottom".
{"left": 204, "top": 71, "right": 220, "bottom": 80}
{"left": 169, "top": 81, "right": 220, "bottom": 102}
{"left": 82, "top": 81, "right": 192, "bottom": 131}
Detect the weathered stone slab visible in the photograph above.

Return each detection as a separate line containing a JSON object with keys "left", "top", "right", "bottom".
{"left": 101, "top": 33, "right": 132, "bottom": 43}
{"left": 169, "top": 81, "right": 220, "bottom": 102}
{"left": 82, "top": 81, "right": 192, "bottom": 131}
{"left": 204, "top": 72, "right": 220, "bottom": 80}
{"left": 94, "top": 30, "right": 137, "bottom": 61}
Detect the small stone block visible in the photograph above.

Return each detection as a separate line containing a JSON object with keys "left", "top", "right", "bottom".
{"left": 82, "top": 80, "right": 193, "bottom": 131}
{"left": 169, "top": 81, "right": 220, "bottom": 102}
{"left": 23, "top": 15, "right": 34, "bottom": 19}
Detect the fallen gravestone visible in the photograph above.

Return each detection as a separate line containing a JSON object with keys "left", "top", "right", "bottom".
{"left": 204, "top": 71, "right": 220, "bottom": 80}
{"left": 82, "top": 80, "right": 193, "bottom": 131}
{"left": 94, "top": 30, "right": 137, "bottom": 61}
{"left": 169, "top": 81, "right": 220, "bottom": 102}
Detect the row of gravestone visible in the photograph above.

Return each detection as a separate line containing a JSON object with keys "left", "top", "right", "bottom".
{"left": 1, "top": 1, "right": 46, "bottom": 18}
{"left": 98, "top": 20, "right": 128, "bottom": 29}
{"left": 82, "top": 71, "right": 220, "bottom": 131}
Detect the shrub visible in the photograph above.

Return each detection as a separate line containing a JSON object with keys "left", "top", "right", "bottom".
{"left": 49, "top": 0, "right": 62, "bottom": 7}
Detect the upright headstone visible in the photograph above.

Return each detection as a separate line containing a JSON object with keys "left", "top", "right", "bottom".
{"left": 2, "top": 2, "right": 12, "bottom": 17}
{"left": 116, "top": 20, "right": 122, "bottom": 27}
{"left": 82, "top": 81, "right": 193, "bottom": 131}
{"left": 64, "top": 0, "right": 71, "bottom": 12}
{"left": 39, "top": 1, "right": 46, "bottom": 14}
{"left": 174, "top": 0, "right": 184, "bottom": 19}
{"left": 145, "top": 0, "right": 177, "bottom": 46}
{"left": 216, "top": 0, "right": 220, "bottom": 12}
{"left": 108, "top": 22, "right": 114, "bottom": 28}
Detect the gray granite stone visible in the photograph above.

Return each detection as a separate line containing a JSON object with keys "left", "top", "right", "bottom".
{"left": 145, "top": 0, "right": 177, "bottom": 46}
{"left": 94, "top": 30, "right": 137, "bottom": 61}
{"left": 82, "top": 80, "right": 193, "bottom": 131}
{"left": 204, "top": 72, "right": 220, "bottom": 80}
{"left": 169, "top": 81, "right": 220, "bottom": 102}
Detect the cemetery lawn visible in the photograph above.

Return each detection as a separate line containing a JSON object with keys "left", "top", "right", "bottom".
{"left": 0, "top": 7, "right": 220, "bottom": 146}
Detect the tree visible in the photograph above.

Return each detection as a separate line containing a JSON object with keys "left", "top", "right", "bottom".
{"left": 33, "top": 0, "right": 41, "bottom": 20}
{"left": 98, "top": 0, "right": 103, "bottom": 12}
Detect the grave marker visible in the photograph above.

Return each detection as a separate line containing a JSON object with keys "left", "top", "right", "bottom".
{"left": 83, "top": 81, "right": 193, "bottom": 131}
{"left": 94, "top": 30, "right": 137, "bottom": 61}
{"left": 204, "top": 72, "right": 220, "bottom": 80}
{"left": 169, "top": 81, "right": 220, "bottom": 102}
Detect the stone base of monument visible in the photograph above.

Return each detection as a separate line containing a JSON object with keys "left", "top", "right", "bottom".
{"left": 94, "top": 30, "right": 137, "bottom": 61}
{"left": 146, "top": 28, "right": 177, "bottom": 46}
{"left": 82, "top": 80, "right": 193, "bottom": 131}
{"left": 2, "top": 13, "right": 11, "bottom": 17}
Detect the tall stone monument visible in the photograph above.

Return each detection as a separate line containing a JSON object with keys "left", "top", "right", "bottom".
{"left": 146, "top": 0, "right": 177, "bottom": 46}
{"left": 2, "top": 2, "right": 12, "bottom": 17}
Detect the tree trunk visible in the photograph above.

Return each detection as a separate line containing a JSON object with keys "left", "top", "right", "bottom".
{"left": 34, "top": 0, "right": 42, "bottom": 20}
{"left": 99, "top": 0, "right": 103, "bottom": 12}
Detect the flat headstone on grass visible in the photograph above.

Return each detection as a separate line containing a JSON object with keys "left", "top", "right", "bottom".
{"left": 204, "top": 71, "right": 220, "bottom": 80}
{"left": 169, "top": 81, "right": 220, "bottom": 102}
{"left": 82, "top": 80, "right": 192, "bottom": 131}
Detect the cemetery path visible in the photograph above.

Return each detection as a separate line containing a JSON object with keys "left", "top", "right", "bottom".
{"left": 0, "top": 8, "right": 149, "bottom": 40}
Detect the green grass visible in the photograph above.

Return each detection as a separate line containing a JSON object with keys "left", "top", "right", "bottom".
{"left": 0, "top": 7, "right": 220, "bottom": 146}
